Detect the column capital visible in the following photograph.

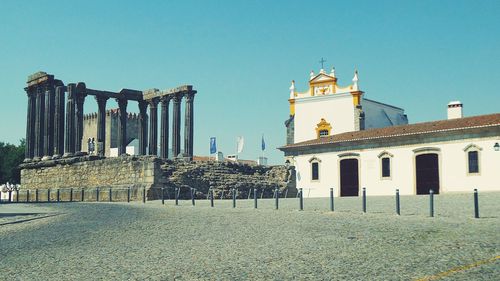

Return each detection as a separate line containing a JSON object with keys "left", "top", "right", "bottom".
{"left": 95, "top": 95, "right": 109, "bottom": 105}
{"left": 148, "top": 97, "right": 159, "bottom": 108}
{"left": 160, "top": 95, "right": 171, "bottom": 104}
{"left": 185, "top": 91, "right": 196, "bottom": 102}
{"left": 172, "top": 93, "right": 182, "bottom": 103}
{"left": 116, "top": 98, "right": 128, "bottom": 109}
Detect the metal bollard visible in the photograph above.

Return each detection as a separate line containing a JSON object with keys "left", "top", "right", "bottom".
{"left": 232, "top": 188, "right": 236, "bottom": 208}
{"left": 127, "top": 187, "right": 130, "bottom": 203}
{"left": 36, "top": 189, "right": 39, "bottom": 203}
{"left": 284, "top": 189, "right": 288, "bottom": 198}
{"left": 395, "top": 189, "right": 400, "bottom": 216}
{"left": 254, "top": 188, "right": 258, "bottom": 209}
{"left": 57, "top": 189, "right": 60, "bottom": 202}
{"left": 81, "top": 188, "right": 84, "bottom": 202}
{"left": 16, "top": 189, "right": 19, "bottom": 203}
{"left": 161, "top": 187, "right": 165, "bottom": 205}
{"left": 70, "top": 188, "right": 73, "bottom": 202}
{"left": 8, "top": 190, "right": 12, "bottom": 203}
{"left": 362, "top": 187, "right": 366, "bottom": 213}
{"left": 191, "top": 188, "right": 196, "bottom": 206}
{"left": 96, "top": 188, "right": 100, "bottom": 202}
{"left": 109, "top": 188, "right": 112, "bottom": 202}
{"left": 27, "top": 190, "right": 30, "bottom": 203}
{"left": 143, "top": 187, "right": 146, "bottom": 204}
{"left": 47, "top": 189, "right": 50, "bottom": 203}
{"left": 473, "top": 189, "right": 479, "bottom": 219}
{"left": 175, "top": 188, "right": 179, "bottom": 206}
{"left": 299, "top": 188, "right": 303, "bottom": 211}
{"left": 275, "top": 188, "right": 279, "bottom": 210}
{"left": 210, "top": 189, "right": 214, "bottom": 208}
{"left": 247, "top": 189, "right": 251, "bottom": 200}
{"left": 260, "top": 190, "right": 264, "bottom": 199}
{"left": 330, "top": 188, "right": 334, "bottom": 212}
{"left": 429, "top": 189, "right": 434, "bottom": 217}
{"left": 220, "top": 190, "right": 224, "bottom": 200}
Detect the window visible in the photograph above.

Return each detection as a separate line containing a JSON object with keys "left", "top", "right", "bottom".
{"left": 377, "top": 151, "right": 393, "bottom": 180}
{"left": 319, "top": 130, "right": 329, "bottom": 137}
{"left": 463, "top": 144, "right": 482, "bottom": 175}
{"left": 315, "top": 118, "right": 332, "bottom": 138}
{"left": 468, "top": 151, "right": 479, "bottom": 173}
{"left": 381, "top": 157, "right": 391, "bottom": 178}
{"left": 311, "top": 162, "right": 319, "bottom": 180}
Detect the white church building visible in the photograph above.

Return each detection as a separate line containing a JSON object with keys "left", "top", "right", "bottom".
{"left": 279, "top": 67, "right": 500, "bottom": 197}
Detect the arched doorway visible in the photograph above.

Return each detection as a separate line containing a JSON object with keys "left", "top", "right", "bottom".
{"left": 415, "top": 153, "right": 440, "bottom": 194}
{"left": 340, "top": 159, "right": 359, "bottom": 196}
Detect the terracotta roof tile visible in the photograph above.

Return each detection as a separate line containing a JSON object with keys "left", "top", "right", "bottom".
{"left": 280, "top": 113, "right": 500, "bottom": 150}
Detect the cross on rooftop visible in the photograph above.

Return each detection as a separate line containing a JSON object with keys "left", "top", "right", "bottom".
{"left": 319, "top": 57, "right": 327, "bottom": 69}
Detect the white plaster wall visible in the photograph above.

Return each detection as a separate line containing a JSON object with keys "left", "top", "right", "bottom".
{"left": 292, "top": 137, "right": 500, "bottom": 197}
{"left": 294, "top": 93, "right": 355, "bottom": 143}
{"left": 362, "top": 99, "right": 407, "bottom": 129}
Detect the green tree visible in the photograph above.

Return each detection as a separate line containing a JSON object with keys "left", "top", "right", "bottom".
{"left": 0, "top": 139, "right": 25, "bottom": 184}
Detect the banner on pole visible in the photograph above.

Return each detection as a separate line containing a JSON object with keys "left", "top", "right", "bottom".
{"left": 237, "top": 136, "right": 244, "bottom": 153}
{"left": 261, "top": 135, "right": 266, "bottom": 151}
{"left": 210, "top": 137, "right": 217, "bottom": 154}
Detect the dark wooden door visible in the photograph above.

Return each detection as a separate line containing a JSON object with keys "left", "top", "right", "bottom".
{"left": 416, "top": 154, "right": 440, "bottom": 194}
{"left": 340, "top": 159, "right": 359, "bottom": 196}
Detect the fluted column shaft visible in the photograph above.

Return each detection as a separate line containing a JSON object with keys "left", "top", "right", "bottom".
{"left": 172, "top": 94, "right": 182, "bottom": 158}
{"left": 64, "top": 84, "right": 76, "bottom": 157}
{"left": 138, "top": 101, "right": 148, "bottom": 156}
{"left": 160, "top": 96, "right": 170, "bottom": 159}
{"left": 34, "top": 86, "right": 45, "bottom": 160}
{"left": 43, "top": 85, "right": 55, "bottom": 159}
{"left": 117, "top": 99, "right": 128, "bottom": 155}
{"left": 96, "top": 96, "right": 108, "bottom": 157}
{"left": 53, "top": 85, "right": 65, "bottom": 157}
{"left": 184, "top": 92, "right": 195, "bottom": 159}
{"left": 148, "top": 98, "right": 159, "bottom": 156}
{"left": 74, "top": 84, "right": 86, "bottom": 154}
{"left": 24, "top": 89, "right": 36, "bottom": 161}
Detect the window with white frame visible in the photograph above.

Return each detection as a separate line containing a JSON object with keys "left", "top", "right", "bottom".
{"left": 464, "top": 144, "right": 481, "bottom": 175}
{"left": 378, "top": 151, "right": 393, "bottom": 179}
{"left": 308, "top": 156, "right": 321, "bottom": 181}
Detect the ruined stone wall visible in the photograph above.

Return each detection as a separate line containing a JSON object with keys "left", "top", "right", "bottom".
{"left": 159, "top": 160, "right": 296, "bottom": 199}
{"left": 20, "top": 157, "right": 296, "bottom": 201}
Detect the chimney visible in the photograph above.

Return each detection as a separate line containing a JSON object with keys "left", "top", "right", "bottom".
{"left": 447, "top": 101, "right": 463, "bottom": 119}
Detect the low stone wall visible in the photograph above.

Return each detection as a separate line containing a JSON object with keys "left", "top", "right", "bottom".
{"left": 20, "top": 156, "right": 296, "bottom": 201}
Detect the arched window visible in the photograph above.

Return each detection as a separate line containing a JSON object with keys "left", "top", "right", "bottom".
{"left": 378, "top": 151, "right": 394, "bottom": 179}
{"left": 463, "top": 144, "right": 482, "bottom": 175}
{"left": 308, "top": 156, "right": 321, "bottom": 181}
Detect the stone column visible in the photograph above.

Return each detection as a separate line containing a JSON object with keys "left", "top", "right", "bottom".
{"left": 64, "top": 84, "right": 76, "bottom": 157}
{"left": 33, "top": 86, "right": 45, "bottom": 161}
{"left": 148, "top": 98, "right": 159, "bottom": 156}
{"left": 24, "top": 88, "right": 36, "bottom": 161}
{"left": 117, "top": 98, "right": 128, "bottom": 155}
{"left": 184, "top": 92, "right": 195, "bottom": 160}
{"left": 138, "top": 101, "right": 148, "bottom": 156}
{"left": 42, "top": 84, "right": 55, "bottom": 160}
{"left": 160, "top": 96, "right": 171, "bottom": 159}
{"left": 172, "top": 93, "right": 182, "bottom": 158}
{"left": 95, "top": 96, "right": 108, "bottom": 157}
{"left": 53, "top": 85, "right": 65, "bottom": 158}
{"left": 74, "top": 83, "right": 86, "bottom": 155}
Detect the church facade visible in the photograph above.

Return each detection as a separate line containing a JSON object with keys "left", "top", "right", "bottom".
{"left": 280, "top": 68, "right": 500, "bottom": 197}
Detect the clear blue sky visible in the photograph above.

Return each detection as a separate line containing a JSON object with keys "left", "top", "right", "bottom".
{"left": 1, "top": 0, "right": 499, "bottom": 164}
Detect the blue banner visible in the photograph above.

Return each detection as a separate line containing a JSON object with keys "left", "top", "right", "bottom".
{"left": 210, "top": 137, "right": 217, "bottom": 154}
{"left": 261, "top": 135, "right": 266, "bottom": 151}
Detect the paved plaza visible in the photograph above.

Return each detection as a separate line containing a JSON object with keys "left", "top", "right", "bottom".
{"left": 1, "top": 192, "right": 499, "bottom": 280}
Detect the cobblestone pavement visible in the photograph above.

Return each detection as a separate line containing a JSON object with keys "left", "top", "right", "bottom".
{"left": 0, "top": 192, "right": 499, "bottom": 280}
